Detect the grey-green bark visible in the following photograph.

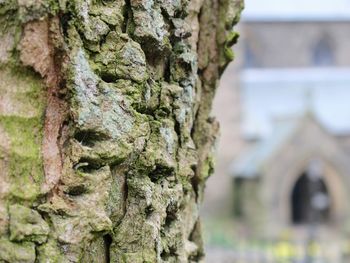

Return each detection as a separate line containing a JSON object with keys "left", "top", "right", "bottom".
{"left": 0, "top": 0, "right": 242, "bottom": 262}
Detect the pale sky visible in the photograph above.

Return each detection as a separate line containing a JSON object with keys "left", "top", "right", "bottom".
{"left": 241, "top": 69, "right": 350, "bottom": 138}
{"left": 243, "top": 0, "right": 350, "bottom": 21}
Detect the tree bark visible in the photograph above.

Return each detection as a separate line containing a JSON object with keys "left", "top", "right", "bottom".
{"left": 0, "top": 0, "right": 242, "bottom": 262}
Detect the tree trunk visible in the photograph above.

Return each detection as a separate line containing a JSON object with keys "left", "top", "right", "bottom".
{"left": 0, "top": 0, "right": 242, "bottom": 262}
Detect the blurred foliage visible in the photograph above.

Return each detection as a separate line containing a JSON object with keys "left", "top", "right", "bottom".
{"left": 203, "top": 218, "right": 350, "bottom": 262}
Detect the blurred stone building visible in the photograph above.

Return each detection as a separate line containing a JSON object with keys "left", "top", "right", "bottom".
{"left": 203, "top": 0, "right": 350, "bottom": 237}
{"left": 232, "top": 114, "right": 350, "bottom": 237}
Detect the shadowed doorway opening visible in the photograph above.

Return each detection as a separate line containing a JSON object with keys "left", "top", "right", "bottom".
{"left": 291, "top": 172, "right": 330, "bottom": 225}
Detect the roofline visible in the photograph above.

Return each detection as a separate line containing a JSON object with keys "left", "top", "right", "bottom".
{"left": 230, "top": 119, "right": 301, "bottom": 178}
{"left": 335, "top": 133, "right": 350, "bottom": 138}
{"left": 241, "top": 68, "right": 350, "bottom": 83}
{"left": 230, "top": 114, "right": 345, "bottom": 179}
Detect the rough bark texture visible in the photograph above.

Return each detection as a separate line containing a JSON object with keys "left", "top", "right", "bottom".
{"left": 0, "top": 0, "right": 242, "bottom": 262}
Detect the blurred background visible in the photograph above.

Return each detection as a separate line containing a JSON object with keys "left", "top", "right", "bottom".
{"left": 202, "top": 0, "right": 350, "bottom": 262}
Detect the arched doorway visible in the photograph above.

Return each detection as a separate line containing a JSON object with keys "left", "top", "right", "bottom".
{"left": 291, "top": 171, "right": 330, "bottom": 225}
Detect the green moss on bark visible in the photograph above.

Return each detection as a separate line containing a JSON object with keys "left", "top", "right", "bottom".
{"left": 0, "top": 68, "right": 45, "bottom": 203}
{"left": 0, "top": 238, "right": 36, "bottom": 263}
{"left": 0, "top": 67, "right": 46, "bottom": 203}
